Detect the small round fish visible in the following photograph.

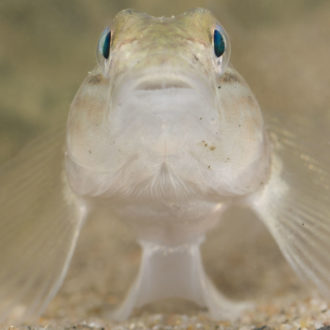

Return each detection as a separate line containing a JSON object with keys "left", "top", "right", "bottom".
{"left": 0, "top": 8, "right": 329, "bottom": 323}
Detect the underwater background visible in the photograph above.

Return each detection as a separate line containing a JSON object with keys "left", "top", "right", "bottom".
{"left": 0, "top": 1, "right": 330, "bottom": 328}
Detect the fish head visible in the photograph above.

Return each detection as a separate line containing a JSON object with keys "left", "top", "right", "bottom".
{"left": 67, "top": 8, "right": 269, "bottom": 201}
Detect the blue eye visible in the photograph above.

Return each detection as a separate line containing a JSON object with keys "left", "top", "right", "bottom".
{"left": 213, "top": 29, "right": 225, "bottom": 57}
{"left": 98, "top": 28, "right": 111, "bottom": 60}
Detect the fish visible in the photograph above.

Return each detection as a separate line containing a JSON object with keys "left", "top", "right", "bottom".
{"left": 0, "top": 7, "right": 329, "bottom": 323}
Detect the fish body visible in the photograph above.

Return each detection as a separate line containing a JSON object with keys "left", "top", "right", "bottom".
{"left": 67, "top": 9, "right": 269, "bottom": 245}
{"left": 0, "top": 8, "right": 329, "bottom": 323}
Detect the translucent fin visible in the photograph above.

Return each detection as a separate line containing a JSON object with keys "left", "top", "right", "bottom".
{"left": 110, "top": 239, "right": 251, "bottom": 321}
{"left": 0, "top": 127, "right": 86, "bottom": 323}
{"left": 249, "top": 117, "right": 330, "bottom": 297}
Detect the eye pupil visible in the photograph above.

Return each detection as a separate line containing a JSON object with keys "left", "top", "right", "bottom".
{"left": 213, "top": 29, "right": 225, "bottom": 57}
{"left": 102, "top": 31, "right": 111, "bottom": 59}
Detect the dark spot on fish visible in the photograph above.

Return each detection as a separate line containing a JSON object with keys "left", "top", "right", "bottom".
{"left": 200, "top": 117, "right": 203, "bottom": 120}
{"left": 193, "top": 54, "right": 199, "bottom": 62}
{"left": 217, "top": 85, "right": 221, "bottom": 89}
{"left": 222, "top": 72, "right": 241, "bottom": 84}
{"left": 208, "top": 165, "right": 211, "bottom": 169}
{"left": 245, "top": 95, "right": 255, "bottom": 106}
{"left": 88, "top": 74, "right": 103, "bottom": 85}
{"left": 209, "top": 145, "right": 216, "bottom": 151}
{"left": 88, "top": 149, "right": 92, "bottom": 154}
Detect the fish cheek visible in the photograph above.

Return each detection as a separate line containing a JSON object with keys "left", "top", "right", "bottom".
{"left": 67, "top": 71, "right": 111, "bottom": 165}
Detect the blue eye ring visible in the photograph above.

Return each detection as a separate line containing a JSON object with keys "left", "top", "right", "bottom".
{"left": 98, "top": 27, "right": 111, "bottom": 60}
{"left": 213, "top": 29, "right": 225, "bottom": 58}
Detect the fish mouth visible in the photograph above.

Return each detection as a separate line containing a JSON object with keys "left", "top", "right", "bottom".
{"left": 135, "top": 76, "right": 192, "bottom": 91}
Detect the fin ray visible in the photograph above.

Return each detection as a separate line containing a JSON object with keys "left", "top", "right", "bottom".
{"left": 0, "top": 126, "right": 85, "bottom": 322}
{"left": 249, "top": 116, "right": 330, "bottom": 298}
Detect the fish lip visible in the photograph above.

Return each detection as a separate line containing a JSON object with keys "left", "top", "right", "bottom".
{"left": 136, "top": 80, "right": 191, "bottom": 91}
{"left": 134, "top": 75, "right": 193, "bottom": 91}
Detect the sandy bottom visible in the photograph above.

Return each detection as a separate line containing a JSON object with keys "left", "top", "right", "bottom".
{"left": 4, "top": 209, "right": 330, "bottom": 329}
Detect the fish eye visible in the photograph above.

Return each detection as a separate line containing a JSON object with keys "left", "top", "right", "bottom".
{"left": 98, "top": 27, "right": 111, "bottom": 59}
{"left": 213, "top": 29, "right": 225, "bottom": 57}
{"left": 97, "top": 27, "right": 111, "bottom": 70}
{"left": 212, "top": 24, "right": 231, "bottom": 74}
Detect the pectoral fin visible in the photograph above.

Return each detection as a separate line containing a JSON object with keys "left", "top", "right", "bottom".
{"left": 0, "top": 127, "right": 86, "bottom": 323}
{"left": 248, "top": 118, "right": 330, "bottom": 297}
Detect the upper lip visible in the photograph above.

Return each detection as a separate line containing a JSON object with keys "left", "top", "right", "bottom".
{"left": 135, "top": 77, "right": 192, "bottom": 91}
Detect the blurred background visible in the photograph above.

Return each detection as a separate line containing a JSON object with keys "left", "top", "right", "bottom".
{"left": 0, "top": 0, "right": 330, "bottom": 326}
